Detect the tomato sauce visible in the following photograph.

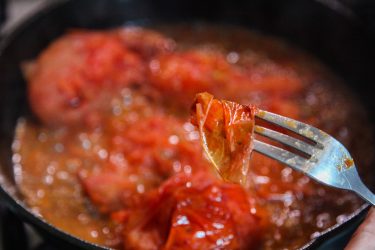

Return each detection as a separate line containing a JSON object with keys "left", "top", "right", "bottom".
{"left": 13, "top": 24, "right": 374, "bottom": 249}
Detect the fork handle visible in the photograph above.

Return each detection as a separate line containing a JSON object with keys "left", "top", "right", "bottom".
{"left": 353, "top": 180, "right": 375, "bottom": 206}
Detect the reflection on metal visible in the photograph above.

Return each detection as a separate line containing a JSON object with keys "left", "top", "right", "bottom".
{"left": 315, "top": 0, "right": 356, "bottom": 19}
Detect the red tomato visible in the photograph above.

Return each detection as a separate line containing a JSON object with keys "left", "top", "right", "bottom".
{"left": 27, "top": 31, "right": 145, "bottom": 127}
{"left": 122, "top": 173, "right": 263, "bottom": 250}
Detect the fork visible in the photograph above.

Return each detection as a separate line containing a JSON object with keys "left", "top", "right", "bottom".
{"left": 253, "top": 110, "right": 375, "bottom": 206}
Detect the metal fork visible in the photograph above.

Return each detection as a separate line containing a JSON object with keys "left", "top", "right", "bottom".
{"left": 253, "top": 110, "right": 375, "bottom": 206}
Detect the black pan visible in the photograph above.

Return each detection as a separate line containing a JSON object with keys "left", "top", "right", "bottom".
{"left": 0, "top": 0, "right": 374, "bottom": 249}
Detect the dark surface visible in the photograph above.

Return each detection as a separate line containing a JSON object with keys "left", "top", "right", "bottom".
{"left": 0, "top": 0, "right": 374, "bottom": 249}
{"left": 0, "top": 0, "right": 5, "bottom": 28}
{"left": 0, "top": 203, "right": 28, "bottom": 250}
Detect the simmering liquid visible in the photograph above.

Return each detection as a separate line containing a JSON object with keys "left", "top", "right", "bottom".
{"left": 14, "top": 24, "right": 374, "bottom": 249}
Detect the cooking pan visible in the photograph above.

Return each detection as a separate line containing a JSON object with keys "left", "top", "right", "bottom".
{"left": 0, "top": 0, "right": 374, "bottom": 249}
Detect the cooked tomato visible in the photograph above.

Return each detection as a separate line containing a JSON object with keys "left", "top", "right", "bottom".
{"left": 191, "top": 92, "right": 257, "bottom": 186}
{"left": 121, "top": 172, "right": 264, "bottom": 250}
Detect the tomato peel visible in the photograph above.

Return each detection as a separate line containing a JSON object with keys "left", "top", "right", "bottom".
{"left": 192, "top": 92, "right": 257, "bottom": 186}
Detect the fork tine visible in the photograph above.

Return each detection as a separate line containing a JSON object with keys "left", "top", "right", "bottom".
{"left": 255, "top": 110, "right": 328, "bottom": 144}
{"left": 253, "top": 140, "right": 308, "bottom": 170}
{"left": 254, "top": 125, "right": 317, "bottom": 156}
{"left": 254, "top": 111, "right": 375, "bottom": 205}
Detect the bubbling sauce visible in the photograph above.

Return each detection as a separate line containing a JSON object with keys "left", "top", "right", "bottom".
{"left": 14, "top": 24, "right": 374, "bottom": 249}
